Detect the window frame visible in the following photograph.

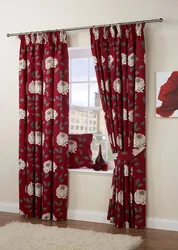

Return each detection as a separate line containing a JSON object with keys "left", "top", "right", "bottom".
{"left": 68, "top": 47, "right": 113, "bottom": 164}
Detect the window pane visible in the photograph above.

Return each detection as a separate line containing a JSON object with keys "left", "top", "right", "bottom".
{"left": 90, "top": 58, "right": 97, "bottom": 81}
{"left": 92, "top": 134, "right": 106, "bottom": 161}
{"left": 90, "top": 82, "right": 100, "bottom": 107}
{"left": 69, "top": 110, "right": 88, "bottom": 134}
{"left": 107, "top": 143, "right": 114, "bottom": 161}
{"left": 71, "top": 58, "right": 88, "bottom": 81}
{"left": 71, "top": 82, "right": 88, "bottom": 107}
{"left": 88, "top": 111, "right": 99, "bottom": 133}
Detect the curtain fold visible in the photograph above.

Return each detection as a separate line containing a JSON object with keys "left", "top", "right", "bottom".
{"left": 19, "top": 31, "right": 69, "bottom": 221}
{"left": 90, "top": 24, "right": 146, "bottom": 228}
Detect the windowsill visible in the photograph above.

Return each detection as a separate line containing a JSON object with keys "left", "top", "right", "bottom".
{"left": 69, "top": 168, "right": 113, "bottom": 176}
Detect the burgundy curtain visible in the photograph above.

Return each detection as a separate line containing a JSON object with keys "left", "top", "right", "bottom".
{"left": 90, "top": 24, "right": 146, "bottom": 228}
{"left": 19, "top": 31, "right": 69, "bottom": 221}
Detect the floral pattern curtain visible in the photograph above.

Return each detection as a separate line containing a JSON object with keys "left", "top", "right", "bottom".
{"left": 19, "top": 31, "right": 69, "bottom": 221}
{"left": 90, "top": 24, "right": 146, "bottom": 228}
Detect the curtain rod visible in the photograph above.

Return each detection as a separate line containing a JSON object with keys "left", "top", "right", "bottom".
{"left": 6, "top": 18, "right": 163, "bottom": 37}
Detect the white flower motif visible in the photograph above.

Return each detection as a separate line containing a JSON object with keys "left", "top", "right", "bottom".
{"left": 27, "top": 60, "right": 30, "bottom": 67}
{"left": 42, "top": 133, "right": 45, "bottom": 145}
{"left": 112, "top": 109, "right": 115, "bottom": 119}
{"left": 35, "top": 80, "right": 42, "bottom": 94}
{"left": 53, "top": 162, "right": 57, "bottom": 172}
{"left": 128, "top": 110, "right": 133, "bottom": 122}
{"left": 93, "top": 27, "right": 99, "bottom": 40}
{"left": 31, "top": 34, "right": 35, "bottom": 44}
{"left": 60, "top": 31, "right": 67, "bottom": 43}
{"left": 101, "top": 56, "right": 105, "bottom": 64}
{"left": 19, "top": 159, "right": 26, "bottom": 170}
{"left": 35, "top": 131, "right": 42, "bottom": 145}
{"left": 128, "top": 53, "right": 135, "bottom": 67}
{"left": 101, "top": 80, "right": 104, "bottom": 91}
{"left": 134, "top": 133, "right": 146, "bottom": 148}
{"left": 35, "top": 183, "right": 42, "bottom": 197}
{"left": 29, "top": 81, "right": 35, "bottom": 94}
{"left": 57, "top": 80, "right": 69, "bottom": 95}
{"left": 125, "top": 221, "right": 129, "bottom": 228}
{"left": 25, "top": 35, "right": 30, "bottom": 45}
{"left": 124, "top": 165, "right": 129, "bottom": 176}
{"left": 105, "top": 79, "right": 109, "bottom": 92}
{"left": 125, "top": 29, "right": 129, "bottom": 38}
{"left": 93, "top": 56, "right": 97, "bottom": 66}
{"left": 19, "top": 59, "right": 26, "bottom": 71}
{"left": 19, "top": 109, "right": 26, "bottom": 120}
{"left": 36, "top": 34, "right": 43, "bottom": 44}
{"left": 108, "top": 55, "right": 114, "bottom": 68}
{"left": 42, "top": 213, "right": 51, "bottom": 220}
{"left": 116, "top": 134, "right": 122, "bottom": 148}
{"left": 45, "top": 57, "right": 54, "bottom": 70}
{"left": 123, "top": 109, "right": 127, "bottom": 121}
{"left": 43, "top": 33, "right": 49, "bottom": 44}
{"left": 130, "top": 193, "right": 133, "bottom": 203}
{"left": 118, "top": 190, "right": 124, "bottom": 205}
{"left": 43, "top": 82, "right": 46, "bottom": 94}
{"left": 45, "top": 108, "right": 58, "bottom": 121}
{"left": 54, "top": 58, "right": 58, "bottom": 68}
{"left": 134, "top": 189, "right": 146, "bottom": 205}
{"left": 109, "top": 132, "right": 116, "bottom": 147}
{"left": 110, "top": 26, "right": 115, "bottom": 38}
{"left": 121, "top": 53, "right": 127, "bottom": 65}
{"left": 116, "top": 24, "right": 121, "bottom": 37}
{"left": 69, "top": 140, "right": 77, "bottom": 153}
{"left": 27, "top": 182, "right": 34, "bottom": 196}
{"left": 113, "top": 78, "right": 121, "bottom": 93}
{"left": 135, "top": 77, "right": 145, "bottom": 93}
{"left": 56, "top": 185, "right": 68, "bottom": 199}
{"left": 19, "top": 209, "right": 25, "bottom": 216}
{"left": 43, "top": 160, "right": 52, "bottom": 173}
{"left": 28, "top": 131, "right": 35, "bottom": 144}
{"left": 53, "top": 214, "right": 57, "bottom": 221}
{"left": 56, "top": 132, "right": 68, "bottom": 147}
{"left": 132, "top": 147, "right": 145, "bottom": 156}
{"left": 136, "top": 23, "right": 142, "bottom": 36}
{"left": 52, "top": 109, "right": 58, "bottom": 119}
{"left": 144, "top": 53, "right": 146, "bottom": 64}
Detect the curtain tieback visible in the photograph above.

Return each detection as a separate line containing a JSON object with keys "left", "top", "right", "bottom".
{"left": 113, "top": 150, "right": 132, "bottom": 164}
{"left": 113, "top": 146, "right": 145, "bottom": 164}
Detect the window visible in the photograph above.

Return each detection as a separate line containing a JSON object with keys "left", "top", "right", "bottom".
{"left": 69, "top": 47, "right": 113, "bottom": 163}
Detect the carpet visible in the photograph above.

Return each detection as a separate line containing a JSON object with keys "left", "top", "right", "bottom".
{"left": 0, "top": 222, "right": 142, "bottom": 250}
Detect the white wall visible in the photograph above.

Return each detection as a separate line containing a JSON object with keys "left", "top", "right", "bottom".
{"left": 0, "top": 0, "right": 178, "bottom": 225}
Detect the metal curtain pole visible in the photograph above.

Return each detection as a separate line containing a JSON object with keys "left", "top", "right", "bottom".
{"left": 6, "top": 18, "right": 163, "bottom": 37}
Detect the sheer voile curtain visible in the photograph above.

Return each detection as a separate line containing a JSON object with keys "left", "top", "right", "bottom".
{"left": 90, "top": 24, "right": 146, "bottom": 228}
{"left": 19, "top": 31, "right": 69, "bottom": 221}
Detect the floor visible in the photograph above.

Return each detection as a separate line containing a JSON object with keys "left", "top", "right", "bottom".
{"left": 0, "top": 212, "right": 177, "bottom": 250}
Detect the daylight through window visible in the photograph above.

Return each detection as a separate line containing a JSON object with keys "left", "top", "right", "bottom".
{"left": 69, "top": 47, "right": 113, "bottom": 163}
